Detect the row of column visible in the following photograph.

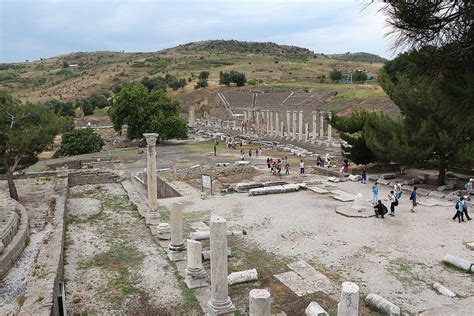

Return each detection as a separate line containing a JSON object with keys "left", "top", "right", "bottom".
{"left": 241, "top": 108, "right": 332, "bottom": 143}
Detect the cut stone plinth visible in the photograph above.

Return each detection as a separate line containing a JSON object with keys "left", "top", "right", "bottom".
{"left": 207, "top": 216, "right": 235, "bottom": 315}
{"left": 443, "top": 254, "right": 473, "bottom": 272}
{"left": 337, "top": 282, "right": 359, "bottom": 316}
{"left": 185, "top": 239, "right": 208, "bottom": 289}
{"left": 228, "top": 268, "right": 258, "bottom": 285}
{"left": 380, "top": 173, "right": 396, "bottom": 179}
{"left": 307, "top": 186, "right": 330, "bottom": 194}
{"left": 428, "top": 191, "right": 446, "bottom": 199}
{"left": 274, "top": 271, "right": 318, "bottom": 297}
{"left": 288, "top": 261, "right": 336, "bottom": 294}
{"left": 433, "top": 282, "right": 456, "bottom": 298}
{"left": 156, "top": 223, "right": 171, "bottom": 240}
{"left": 365, "top": 294, "right": 400, "bottom": 316}
{"left": 305, "top": 302, "right": 329, "bottom": 316}
{"left": 249, "top": 289, "right": 271, "bottom": 316}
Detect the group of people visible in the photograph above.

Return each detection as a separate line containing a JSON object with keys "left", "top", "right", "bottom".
{"left": 240, "top": 147, "right": 262, "bottom": 160}
{"left": 316, "top": 154, "right": 333, "bottom": 168}
{"left": 372, "top": 180, "right": 417, "bottom": 218}
{"left": 266, "top": 157, "right": 291, "bottom": 175}
{"left": 453, "top": 196, "right": 471, "bottom": 223}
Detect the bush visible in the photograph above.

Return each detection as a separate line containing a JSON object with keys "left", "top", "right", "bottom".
{"left": 43, "top": 100, "right": 75, "bottom": 117}
{"left": 198, "top": 71, "right": 210, "bottom": 80}
{"left": 194, "top": 79, "right": 208, "bottom": 89}
{"left": 60, "top": 128, "right": 104, "bottom": 155}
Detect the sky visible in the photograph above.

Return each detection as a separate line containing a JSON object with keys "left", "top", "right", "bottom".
{"left": 0, "top": 0, "right": 395, "bottom": 63}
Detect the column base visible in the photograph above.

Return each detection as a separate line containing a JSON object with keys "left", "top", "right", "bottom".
{"left": 168, "top": 249, "right": 187, "bottom": 262}
{"left": 207, "top": 298, "right": 235, "bottom": 316}
{"left": 185, "top": 273, "right": 208, "bottom": 289}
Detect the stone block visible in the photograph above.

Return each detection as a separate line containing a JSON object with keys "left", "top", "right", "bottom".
{"left": 377, "top": 179, "right": 391, "bottom": 185}
{"left": 402, "top": 185, "right": 414, "bottom": 192}
{"left": 428, "top": 191, "right": 446, "bottom": 199}
{"left": 437, "top": 184, "right": 454, "bottom": 191}
{"left": 234, "top": 161, "right": 250, "bottom": 166}
{"left": 348, "top": 175, "right": 361, "bottom": 182}
{"left": 416, "top": 188, "right": 431, "bottom": 196}
{"left": 305, "top": 302, "right": 329, "bottom": 316}
{"left": 381, "top": 173, "right": 396, "bottom": 180}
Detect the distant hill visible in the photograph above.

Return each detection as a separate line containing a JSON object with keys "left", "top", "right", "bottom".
{"left": 166, "top": 40, "right": 315, "bottom": 58}
{"left": 328, "top": 52, "right": 387, "bottom": 63}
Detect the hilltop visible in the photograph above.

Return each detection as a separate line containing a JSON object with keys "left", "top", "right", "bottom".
{"left": 328, "top": 52, "right": 388, "bottom": 63}
{"left": 0, "top": 40, "right": 396, "bottom": 117}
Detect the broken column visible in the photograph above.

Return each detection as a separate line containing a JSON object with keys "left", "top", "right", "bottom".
{"left": 188, "top": 107, "right": 195, "bottom": 126}
{"left": 312, "top": 111, "right": 318, "bottom": 140}
{"left": 207, "top": 216, "right": 235, "bottom": 315}
{"left": 365, "top": 294, "right": 400, "bottom": 316}
{"left": 319, "top": 110, "right": 325, "bottom": 139}
{"left": 286, "top": 110, "right": 291, "bottom": 138}
{"left": 275, "top": 112, "right": 280, "bottom": 137}
{"left": 249, "top": 289, "right": 271, "bottom": 316}
{"left": 305, "top": 302, "right": 329, "bottom": 316}
{"left": 185, "top": 239, "right": 207, "bottom": 289}
{"left": 143, "top": 133, "right": 159, "bottom": 225}
{"left": 292, "top": 111, "right": 297, "bottom": 140}
{"left": 337, "top": 282, "right": 359, "bottom": 316}
{"left": 443, "top": 254, "right": 473, "bottom": 272}
{"left": 168, "top": 202, "right": 186, "bottom": 261}
{"left": 298, "top": 110, "right": 303, "bottom": 141}
{"left": 327, "top": 112, "right": 332, "bottom": 146}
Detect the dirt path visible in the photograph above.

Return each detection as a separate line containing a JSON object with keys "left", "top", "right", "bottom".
{"left": 64, "top": 183, "right": 191, "bottom": 314}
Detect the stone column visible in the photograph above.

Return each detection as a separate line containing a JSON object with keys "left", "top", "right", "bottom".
{"left": 286, "top": 110, "right": 291, "bottom": 139}
{"left": 143, "top": 133, "right": 159, "bottom": 225}
{"left": 265, "top": 110, "right": 270, "bottom": 134}
{"left": 337, "top": 282, "right": 359, "bottom": 316}
{"left": 292, "top": 111, "right": 297, "bottom": 140}
{"left": 233, "top": 120, "right": 237, "bottom": 130}
{"left": 207, "top": 216, "right": 235, "bottom": 315}
{"left": 312, "top": 111, "right": 318, "bottom": 140}
{"left": 319, "top": 111, "right": 325, "bottom": 139}
{"left": 255, "top": 110, "right": 260, "bottom": 134}
{"left": 269, "top": 111, "right": 274, "bottom": 136}
{"left": 249, "top": 289, "right": 271, "bottom": 316}
{"left": 280, "top": 121, "right": 284, "bottom": 138}
{"left": 275, "top": 112, "right": 280, "bottom": 137}
{"left": 188, "top": 107, "right": 195, "bottom": 126}
{"left": 185, "top": 239, "right": 207, "bottom": 289}
{"left": 168, "top": 202, "right": 186, "bottom": 261}
{"left": 298, "top": 110, "right": 304, "bottom": 141}
{"left": 304, "top": 123, "right": 309, "bottom": 142}
{"left": 327, "top": 112, "right": 332, "bottom": 146}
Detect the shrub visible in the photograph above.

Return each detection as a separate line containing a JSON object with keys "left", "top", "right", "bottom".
{"left": 194, "top": 79, "right": 208, "bottom": 89}
{"left": 60, "top": 128, "right": 104, "bottom": 155}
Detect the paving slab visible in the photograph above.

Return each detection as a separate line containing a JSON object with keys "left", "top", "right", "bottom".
{"left": 287, "top": 261, "right": 337, "bottom": 294}
{"left": 307, "top": 186, "right": 330, "bottom": 194}
{"left": 274, "top": 271, "right": 318, "bottom": 297}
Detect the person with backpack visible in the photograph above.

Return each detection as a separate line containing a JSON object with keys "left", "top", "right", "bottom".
{"left": 374, "top": 200, "right": 388, "bottom": 218}
{"left": 452, "top": 196, "right": 465, "bottom": 223}
{"left": 388, "top": 190, "right": 398, "bottom": 216}
{"left": 372, "top": 181, "right": 379, "bottom": 205}
{"left": 409, "top": 187, "right": 418, "bottom": 212}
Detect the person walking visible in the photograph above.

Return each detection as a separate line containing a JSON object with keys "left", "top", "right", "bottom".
{"left": 388, "top": 190, "right": 398, "bottom": 216}
{"left": 248, "top": 149, "right": 252, "bottom": 158}
{"left": 285, "top": 161, "right": 290, "bottom": 175}
{"left": 409, "top": 187, "right": 418, "bottom": 212}
{"left": 452, "top": 196, "right": 465, "bottom": 222}
{"left": 372, "top": 181, "right": 379, "bottom": 205}
{"left": 361, "top": 168, "right": 367, "bottom": 184}
{"left": 394, "top": 181, "right": 402, "bottom": 200}
{"left": 299, "top": 160, "right": 305, "bottom": 174}
{"left": 266, "top": 158, "right": 271, "bottom": 169}
{"left": 463, "top": 197, "right": 472, "bottom": 221}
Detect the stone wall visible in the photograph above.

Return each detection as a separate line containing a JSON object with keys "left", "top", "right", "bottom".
{"left": 157, "top": 176, "right": 182, "bottom": 199}
{"left": 68, "top": 169, "right": 128, "bottom": 187}
{"left": 0, "top": 198, "right": 29, "bottom": 279}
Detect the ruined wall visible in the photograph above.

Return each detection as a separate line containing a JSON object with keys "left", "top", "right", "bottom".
{"left": 68, "top": 169, "right": 127, "bottom": 187}
{"left": 157, "top": 177, "right": 181, "bottom": 199}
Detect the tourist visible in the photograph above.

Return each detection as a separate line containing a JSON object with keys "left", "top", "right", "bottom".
{"left": 463, "top": 197, "right": 472, "bottom": 221}
{"left": 394, "top": 181, "right": 402, "bottom": 200}
{"left": 452, "top": 196, "right": 465, "bottom": 223}
{"left": 372, "top": 181, "right": 379, "bottom": 205}
{"left": 277, "top": 159, "right": 282, "bottom": 174}
{"left": 409, "top": 187, "right": 418, "bottom": 212}
{"left": 266, "top": 158, "right": 271, "bottom": 169}
{"left": 248, "top": 149, "right": 252, "bottom": 157}
{"left": 299, "top": 160, "right": 305, "bottom": 174}
{"left": 270, "top": 160, "right": 274, "bottom": 173}
{"left": 374, "top": 200, "right": 388, "bottom": 218}
{"left": 465, "top": 178, "right": 474, "bottom": 195}
{"left": 320, "top": 157, "right": 325, "bottom": 168}
{"left": 388, "top": 190, "right": 398, "bottom": 216}
{"left": 285, "top": 162, "right": 290, "bottom": 175}
{"left": 343, "top": 159, "right": 349, "bottom": 173}
{"left": 272, "top": 160, "right": 277, "bottom": 175}
{"left": 361, "top": 168, "right": 367, "bottom": 184}
{"left": 339, "top": 166, "right": 344, "bottom": 180}
{"left": 316, "top": 155, "right": 322, "bottom": 167}
{"left": 240, "top": 149, "right": 245, "bottom": 161}
{"left": 255, "top": 148, "right": 259, "bottom": 157}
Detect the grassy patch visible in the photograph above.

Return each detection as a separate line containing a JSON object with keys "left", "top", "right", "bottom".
{"left": 79, "top": 243, "right": 145, "bottom": 271}
{"left": 386, "top": 258, "right": 426, "bottom": 289}
{"left": 169, "top": 261, "right": 203, "bottom": 313}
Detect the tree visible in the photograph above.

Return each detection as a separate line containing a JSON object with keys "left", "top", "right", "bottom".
{"left": 62, "top": 61, "right": 69, "bottom": 68}
{"left": 198, "top": 71, "right": 209, "bottom": 80}
{"left": 88, "top": 92, "right": 109, "bottom": 109}
{"left": 219, "top": 71, "right": 246, "bottom": 86}
{"left": 77, "top": 98, "right": 94, "bottom": 115}
{"left": 141, "top": 76, "right": 166, "bottom": 92}
{"left": 194, "top": 79, "right": 208, "bottom": 89}
{"left": 43, "top": 99, "right": 75, "bottom": 117}
{"left": 219, "top": 71, "right": 232, "bottom": 86}
{"left": 0, "top": 92, "right": 71, "bottom": 200}
{"left": 108, "top": 83, "right": 187, "bottom": 141}
{"left": 352, "top": 70, "right": 367, "bottom": 82}
{"left": 60, "top": 128, "right": 104, "bottom": 155}
{"left": 329, "top": 69, "right": 342, "bottom": 82}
